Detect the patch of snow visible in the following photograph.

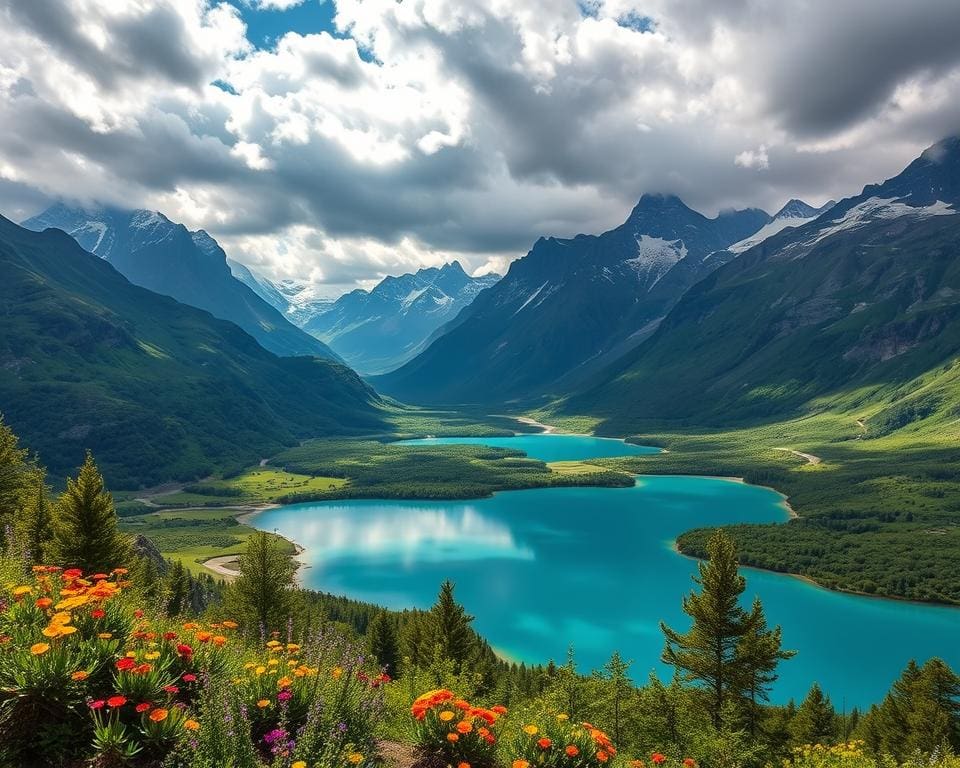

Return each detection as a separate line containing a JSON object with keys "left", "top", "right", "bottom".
{"left": 512, "top": 281, "right": 550, "bottom": 316}
{"left": 728, "top": 217, "right": 813, "bottom": 254}
{"left": 806, "top": 198, "right": 956, "bottom": 245}
{"left": 625, "top": 235, "right": 687, "bottom": 288}
{"left": 400, "top": 287, "right": 427, "bottom": 310}
{"left": 79, "top": 221, "right": 108, "bottom": 253}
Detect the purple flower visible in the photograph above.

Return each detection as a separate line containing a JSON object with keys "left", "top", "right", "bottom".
{"left": 278, "top": 690, "right": 292, "bottom": 702}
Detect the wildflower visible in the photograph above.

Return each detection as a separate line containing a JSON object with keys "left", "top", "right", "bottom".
{"left": 629, "top": 761, "right": 645, "bottom": 768}
{"left": 163, "top": 685, "right": 179, "bottom": 694}
{"left": 98, "top": 632, "right": 113, "bottom": 640}
{"left": 523, "top": 725, "right": 538, "bottom": 736}
{"left": 112, "top": 568, "right": 128, "bottom": 575}
{"left": 348, "top": 754, "right": 364, "bottom": 765}
{"left": 458, "top": 763, "right": 470, "bottom": 768}
{"left": 184, "top": 720, "right": 200, "bottom": 731}
{"left": 597, "top": 752, "right": 610, "bottom": 763}
{"left": 135, "top": 664, "right": 152, "bottom": 675}
{"left": 107, "top": 696, "right": 127, "bottom": 708}
{"left": 683, "top": 760, "right": 696, "bottom": 768}
{"left": 538, "top": 738, "right": 552, "bottom": 750}
{"left": 91, "top": 609, "right": 105, "bottom": 619}
{"left": 163, "top": 631, "right": 177, "bottom": 640}
{"left": 278, "top": 690, "right": 292, "bottom": 702}
{"left": 89, "top": 700, "right": 105, "bottom": 710}
{"left": 277, "top": 676, "right": 293, "bottom": 688}
{"left": 136, "top": 703, "right": 152, "bottom": 713}
{"left": 116, "top": 657, "right": 136, "bottom": 671}
{"left": 30, "top": 642, "right": 50, "bottom": 655}
{"left": 556, "top": 714, "right": 569, "bottom": 721}
{"left": 213, "top": 635, "right": 227, "bottom": 646}
{"left": 332, "top": 667, "right": 343, "bottom": 679}
{"left": 652, "top": 754, "right": 667, "bottom": 766}
{"left": 36, "top": 597, "right": 52, "bottom": 609}
{"left": 64, "top": 568, "right": 83, "bottom": 579}
{"left": 447, "top": 734, "right": 459, "bottom": 742}
{"left": 257, "top": 699, "right": 271, "bottom": 709}
{"left": 492, "top": 705, "right": 507, "bottom": 715}
{"left": 145, "top": 651, "right": 160, "bottom": 660}
{"left": 566, "top": 746, "right": 580, "bottom": 757}
{"left": 293, "top": 763, "right": 306, "bottom": 768}
{"left": 71, "top": 670, "right": 89, "bottom": 681}
{"left": 13, "top": 586, "right": 32, "bottom": 597}
{"left": 182, "top": 673, "right": 197, "bottom": 682}
{"left": 222, "top": 620, "right": 238, "bottom": 629}
{"left": 457, "top": 721, "right": 473, "bottom": 734}
{"left": 134, "top": 609, "right": 144, "bottom": 619}
{"left": 150, "top": 708, "right": 169, "bottom": 722}
{"left": 440, "top": 711, "right": 455, "bottom": 722}
{"left": 513, "top": 762, "right": 530, "bottom": 768}
{"left": 177, "top": 644, "right": 193, "bottom": 657}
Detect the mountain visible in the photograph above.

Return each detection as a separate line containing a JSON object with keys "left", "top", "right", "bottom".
{"left": 374, "top": 196, "right": 771, "bottom": 403}
{"left": 0, "top": 214, "right": 383, "bottom": 487}
{"left": 728, "top": 199, "right": 836, "bottom": 253}
{"left": 22, "top": 205, "right": 338, "bottom": 360}
{"left": 227, "top": 259, "right": 334, "bottom": 327}
{"left": 566, "top": 136, "right": 960, "bottom": 432}
{"left": 303, "top": 262, "right": 500, "bottom": 374}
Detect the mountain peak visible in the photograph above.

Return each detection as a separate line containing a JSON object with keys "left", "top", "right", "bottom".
{"left": 775, "top": 199, "right": 821, "bottom": 220}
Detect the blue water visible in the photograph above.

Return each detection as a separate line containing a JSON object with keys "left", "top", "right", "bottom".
{"left": 253, "top": 434, "right": 960, "bottom": 707}
{"left": 397, "top": 434, "right": 661, "bottom": 462}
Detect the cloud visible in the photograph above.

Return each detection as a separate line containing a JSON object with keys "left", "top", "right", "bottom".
{"left": 0, "top": 0, "right": 959, "bottom": 293}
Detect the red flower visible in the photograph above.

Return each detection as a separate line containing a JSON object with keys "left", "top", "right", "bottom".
{"left": 107, "top": 695, "right": 127, "bottom": 708}
{"left": 135, "top": 702, "right": 152, "bottom": 713}
{"left": 63, "top": 568, "right": 82, "bottom": 579}
{"left": 163, "top": 685, "right": 179, "bottom": 694}
{"left": 91, "top": 573, "right": 108, "bottom": 581}
{"left": 89, "top": 700, "right": 105, "bottom": 710}
{"left": 177, "top": 644, "right": 193, "bottom": 656}
{"left": 91, "top": 609, "right": 105, "bottom": 620}
{"left": 652, "top": 754, "right": 667, "bottom": 766}
{"left": 182, "top": 673, "right": 197, "bottom": 683}
{"left": 116, "top": 658, "right": 136, "bottom": 671}
{"left": 163, "top": 632, "right": 177, "bottom": 641}
{"left": 134, "top": 609, "right": 144, "bottom": 619}
{"left": 537, "top": 738, "right": 552, "bottom": 750}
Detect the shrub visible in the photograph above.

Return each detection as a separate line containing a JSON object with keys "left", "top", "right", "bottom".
{"left": 411, "top": 689, "right": 508, "bottom": 768}
{"left": 507, "top": 714, "right": 618, "bottom": 768}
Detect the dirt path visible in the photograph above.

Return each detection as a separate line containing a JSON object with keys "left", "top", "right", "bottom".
{"left": 514, "top": 416, "right": 557, "bottom": 434}
{"left": 202, "top": 555, "right": 241, "bottom": 579}
{"left": 774, "top": 447, "right": 822, "bottom": 465}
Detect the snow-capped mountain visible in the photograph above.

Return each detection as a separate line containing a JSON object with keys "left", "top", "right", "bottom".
{"left": 22, "top": 204, "right": 339, "bottom": 360}
{"left": 374, "top": 195, "right": 772, "bottom": 403}
{"left": 304, "top": 261, "right": 500, "bottom": 374}
{"left": 227, "top": 259, "right": 334, "bottom": 327}
{"left": 728, "top": 199, "right": 836, "bottom": 253}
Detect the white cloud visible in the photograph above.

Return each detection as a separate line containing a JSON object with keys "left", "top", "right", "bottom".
{"left": 1, "top": 0, "right": 959, "bottom": 295}
{"left": 252, "top": 0, "right": 310, "bottom": 10}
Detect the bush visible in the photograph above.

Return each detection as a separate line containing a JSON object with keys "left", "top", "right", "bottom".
{"left": 411, "top": 689, "right": 508, "bottom": 768}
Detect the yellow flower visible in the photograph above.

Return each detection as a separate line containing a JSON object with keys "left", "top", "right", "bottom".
{"left": 71, "top": 670, "right": 89, "bottom": 681}
{"left": 293, "top": 763, "right": 307, "bottom": 768}
{"left": 257, "top": 699, "right": 270, "bottom": 708}
{"left": 332, "top": 667, "right": 343, "bottom": 680}
{"left": 31, "top": 642, "right": 50, "bottom": 655}
{"left": 144, "top": 651, "right": 160, "bottom": 660}
{"left": 243, "top": 662, "right": 255, "bottom": 670}
{"left": 439, "top": 711, "right": 455, "bottom": 722}
{"left": 12, "top": 586, "right": 32, "bottom": 596}
{"left": 523, "top": 725, "right": 539, "bottom": 736}
{"left": 255, "top": 666, "right": 266, "bottom": 676}
{"left": 222, "top": 620, "right": 239, "bottom": 629}
{"left": 98, "top": 632, "right": 113, "bottom": 640}
{"left": 348, "top": 753, "right": 363, "bottom": 765}
{"left": 184, "top": 720, "right": 200, "bottom": 731}
{"left": 556, "top": 714, "right": 569, "bottom": 721}
{"left": 268, "top": 658, "right": 279, "bottom": 666}
{"left": 277, "top": 676, "right": 293, "bottom": 688}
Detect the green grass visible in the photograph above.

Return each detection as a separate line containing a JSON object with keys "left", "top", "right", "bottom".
{"left": 189, "top": 468, "right": 348, "bottom": 502}
{"left": 119, "top": 507, "right": 294, "bottom": 576}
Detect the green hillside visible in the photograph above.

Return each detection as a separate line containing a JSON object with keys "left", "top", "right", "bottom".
{"left": 0, "top": 215, "right": 385, "bottom": 488}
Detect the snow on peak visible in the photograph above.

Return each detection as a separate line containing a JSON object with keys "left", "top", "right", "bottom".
{"left": 806, "top": 197, "right": 956, "bottom": 246}
{"left": 625, "top": 235, "right": 687, "bottom": 289}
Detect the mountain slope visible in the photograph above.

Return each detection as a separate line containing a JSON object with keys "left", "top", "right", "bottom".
{"left": 565, "top": 136, "right": 960, "bottom": 433}
{"left": 304, "top": 262, "right": 500, "bottom": 374}
{"left": 22, "top": 205, "right": 338, "bottom": 360}
{"left": 374, "top": 196, "right": 770, "bottom": 403}
{"left": 0, "top": 215, "right": 383, "bottom": 487}
{"left": 227, "top": 259, "right": 334, "bottom": 327}
{"left": 727, "top": 198, "right": 836, "bottom": 253}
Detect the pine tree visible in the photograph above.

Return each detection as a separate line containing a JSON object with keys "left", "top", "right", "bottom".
{"left": 51, "top": 452, "right": 130, "bottom": 572}
{"left": 228, "top": 531, "right": 297, "bottom": 636}
{"left": 427, "top": 580, "right": 475, "bottom": 671}
{"left": 16, "top": 471, "right": 53, "bottom": 565}
{"left": 369, "top": 612, "right": 400, "bottom": 674}
{"left": 661, "top": 529, "right": 758, "bottom": 728}
{"left": 0, "top": 417, "right": 32, "bottom": 548}
{"left": 791, "top": 683, "right": 837, "bottom": 745}
{"left": 735, "top": 596, "right": 795, "bottom": 734}
{"left": 604, "top": 651, "right": 632, "bottom": 746}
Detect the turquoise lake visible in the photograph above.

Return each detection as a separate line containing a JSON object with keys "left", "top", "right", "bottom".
{"left": 252, "top": 434, "right": 960, "bottom": 707}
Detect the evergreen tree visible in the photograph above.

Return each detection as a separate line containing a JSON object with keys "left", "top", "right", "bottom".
{"left": 0, "top": 417, "right": 32, "bottom": 548}
{"left": 427, "top": 580, "right": 475, "bottom": 671}
{"left": 16, "top": 471, "right": 53, "bottom": 565}
{"left": 228, "top": 531, "right": 297, "bottom": 636}
{"left": 791, "top": 683, "right": 837, "bottom": 745}
{"left": 735, "top": 596, "right": 795, "bottom": 734}
{"left": 368, "top": 612, "right": 400, "bottom": 674}
{"left": 661, "top": 529, "right": 759, "bottom": 727}
{"left": 51, "top": 452, "right": 130, "bottom": 572}
{"left": 604, "top": 651, "right": 632, "bottom": 746}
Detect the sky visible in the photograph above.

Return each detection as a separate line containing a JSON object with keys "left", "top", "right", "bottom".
{"left": 1, "top": 0, "right": 960, "bottom": 297}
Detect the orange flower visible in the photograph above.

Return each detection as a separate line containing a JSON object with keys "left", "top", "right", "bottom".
{"left": 447, "top": 733, "right": 459, "bottom": 743}
{"left": 71, "top": 670, "right": 89, "bottom": 681}
{"left": 30, "top": 642, "right": 50, "bottom": 655}
{"left": 184, "top": 720, "right": 200, "bottom": 731}
{"left": 651, "top": 754, "right": 666, "bottom": 766}
{"left": 492, "top": 705, "right": 508, "bottom": 715}
{"left": 456, "top": 721, "right": 473, "bottom": 734}
{"left": 257, "top": 699, "right": 271, "bottom": 709}
{"left": 458, "top": 763, "right": 471, "bottom": 768}
{"left": 149, "top": 708, "right": 168, "bottom": 722}
{"left": 537, "top": 738, "right": 552, "bottom": 750}
{"left": 277, "top": 676, "right": 293, "bottom": 688}
{"left": 597, "top": 752, "right": 609, "bottom": 763}
{"left": 35, "top": 597, "right": 53, "bottom": 609}
{"left": 513, "top": 762, "right": 530, "bottom": 768}
{"left": 222, "top": 620, "right": 238, "bottom": 629}
{"left": 566, "top": 746, "right": 580, "bottom": 757}
{"left": 683, "top": 761, "right": 695, "bottom": 768}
